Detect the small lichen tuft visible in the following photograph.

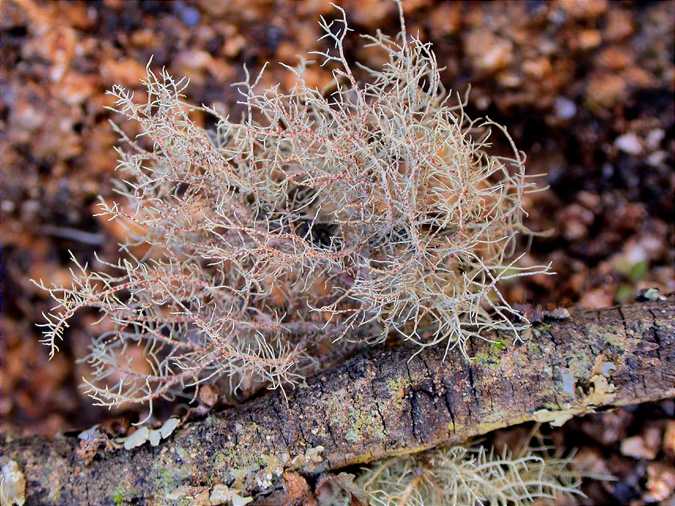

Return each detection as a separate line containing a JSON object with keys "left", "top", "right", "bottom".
{"left": 359, "top": 442, "right": 583, "bottom": 506}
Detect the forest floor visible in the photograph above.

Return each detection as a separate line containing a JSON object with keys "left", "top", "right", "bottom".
{"left": 1, "top": 1, "right": 673, "bottom": 504}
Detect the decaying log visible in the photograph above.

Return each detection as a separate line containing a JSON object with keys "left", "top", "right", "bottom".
{"left": 2, "top": 298, "right": 674, "bottom": 505}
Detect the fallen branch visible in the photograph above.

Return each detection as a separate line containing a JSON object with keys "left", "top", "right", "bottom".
{"left": 2, "top": 298, "right": 674, "bottom": 504}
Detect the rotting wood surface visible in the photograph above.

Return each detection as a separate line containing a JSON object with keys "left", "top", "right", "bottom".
{"left": 2, "top": 298, "right": 674, "bottom": 505}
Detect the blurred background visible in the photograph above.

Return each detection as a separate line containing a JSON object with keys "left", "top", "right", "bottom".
{"left": 0, "top": 1, "right": 673, "bottom": 503}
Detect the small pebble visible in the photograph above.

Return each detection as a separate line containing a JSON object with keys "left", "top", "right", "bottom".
{"left": 615, "top": 133, "right": 642, "bottom": 155}
{"left": 621, "top": 425, "right": 662, "bottom": 460}
{"left": 176, "top": 3, "right": 200, "bottom": 27}
{"left": 554, "top": 97, "right": 577, "bottom": 119}
{"left": 646, "top": 129, "right": 665, "bottom": 149}
{"left": 647, "top": 151, "right": 666, "bottom": 166}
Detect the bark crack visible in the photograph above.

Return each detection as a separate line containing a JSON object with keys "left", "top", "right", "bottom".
{"left": 370, "top": 360, "right": 389, "bottom": 449}
{"left": 316, "top": 379, "right": 338, "bottom": 450}
{"left": 269, "top": 397, "right": 291, "bottom": 449}
{"left": 617, "top": 306, "right": 630, "bottom": 340}
{"left": 466, "top": 362, "right": 480, "bottom": 423}
{"left": 647, "top": 308, "right": 662, "bottom": 362}
{"left": 404, "top": 359, "right": 421, "bottom": 443}
{"left": 617, "top": 306, "right": 640, "bottom": 399}
{"left": 441, "top": 379, "right": 456, "bottom": 434}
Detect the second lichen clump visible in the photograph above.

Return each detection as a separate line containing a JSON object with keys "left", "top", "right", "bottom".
{"left": 360, "top": 444, "right": 582, "bottom": 506}
{"left": 35, "top": 3, "right": 547, "bottom": 411}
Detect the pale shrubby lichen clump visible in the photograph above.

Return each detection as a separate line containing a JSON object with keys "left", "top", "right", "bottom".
{"left": 360, "top": 444, "right": 582, "bottom": 506}
{"left": 35, "top": 3, "right": 547, "bottom": 413}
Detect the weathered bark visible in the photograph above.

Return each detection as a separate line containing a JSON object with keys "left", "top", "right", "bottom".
{"left": 2, "top": 298, "right": 674, "bottom": 505}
